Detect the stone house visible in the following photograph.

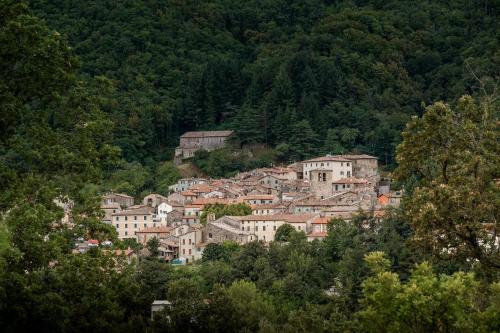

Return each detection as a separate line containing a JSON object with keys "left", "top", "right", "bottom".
{"left": 235, "top": 214, "right": 317, "bottom": 242}
{"left": 101, "top": 202, "right": 121, "bottom": 224}
{"left": 307, "top": 216, "right": 330, "bottom": 241}
{"left": 135, "top": 226, "right": 173, "bottom": 245}
{"left": 175, "top": 225, "right": 204, "bottom": 263}
{"left": 302, "top": 155, "right": 353, "bottom": 182}
{"left": 143, "top": 193, "right": 168, "bottom": 207}
{"left": 203, "top": 217, "right": 255, "bottom": 245}
{"left": 239, "top": 194, "right": 277, "bottom": 206}
{"left": 175, "top": 130, "right": 234, "bottom": 160}
{"left": 112, "top": 205, "right": 164, "bottom": 239}
{"left": 101, "top": 192, "right": 134, "bottom": 208}
{"left": 251, "top": 203, "right": 288, "bottom": 215}
{"left": 339, "top": 154, "right": 379, "bottom": 179}
{"left": 332, "top": 178, "right": 372, "bottom": 192}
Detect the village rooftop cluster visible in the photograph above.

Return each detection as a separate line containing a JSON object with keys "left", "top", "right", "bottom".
{"left": 68, "top": 131, "right": 402, "bottom": 264}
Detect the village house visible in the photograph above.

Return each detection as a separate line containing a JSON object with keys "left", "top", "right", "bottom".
{"left": 101, "top": 192, "right": 134, "bottom": 208}
{"left": 101, "top": 202, "right": 121, "bottom": 224}
{"left": 175, "top": 224, "right": 204, "bottom": 263}
{"left": 302, "top": 155, "right": 353, "bottom": 182}
{"left": 170, "top": 178, "right": 208, "bottom": 192}
{"left": 258, "top": 174, "right": 285, "bottom": 190}
{"left": 339, "top": 154, "right": 379, "bottom": 179}
{"left": 112, "top": 205, "right": 163, "bottom": 239}
{"left": 251, "top": 203, "right": 288, "bottom": 215}
{"left": 239, "top": 194, "right": 277, "bottom": 206}
{"left": 234, "top": 214, "right": 318, "bottom": 242}
{"left": 307, "top": 216, "right": 330, "bottom": 241}
{"left": 180, "top": 190, "right": 197, "bottom": 203}
{"left": 175, "top": 130, "right": 234, "bottom": 161}
{"left": 332, "top": 177, "right": 372, "bottom": 192}
{"left": 135, "top": 226, "right": 173, "bottom": 245}
{"left": 143, "top": 193, "right": 168, "bottom": 207}
{"left": 204, "top": 216, "right": 255, "bottom": 245}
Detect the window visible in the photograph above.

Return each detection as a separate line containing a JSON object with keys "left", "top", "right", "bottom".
{"left": 125, "top": 231, "right": 128, "bottom": 236}
{"left": 298, "top": 226, "right": 301, "bottom": 230}
{"left": 347, "top": 163, "right": 350, "bottom": 167}
{"left": 116, "top": 224, "right": 119, "bottom": 228}
{"left": 273, "top": 225, "right": 276, "bottom": 231}
{"left": 189, "top": 249, "right": 191, "bottom": 255}
{"left": 144, "top": 223, "right": 147, "bottom": 228}
{"left": 182, "top": 239, "right": 185, "bottom": 245}
{"left": 321, "top": 163, "right": 324, "bottom": 166}
{"left": 113, "top": 210, "right": 116, "bottom": 213}
{"left": 144, "top": 216, "right": 147, "bottom": 220}
{"left": 189, "top": 239, "right": 192, "bottom": 245}
{"left": 209, "top": 233, "right": 213, "bottom": 238}
{"left": 242, "top": 227, "right": 244, "bottom": 231}
{"left": 255, "top": 226, "right": 258, "bottom": 231}
{"left": 263, "top": 236, "right": 266, "bottom": 240}
{"left": 347, "top": 171, "right": 351, "bottom": 177}
{"left": 125, "top": 216, "right": 128, "bottom": 221}
{"left": 125, "top": 224, "right": 128, "bottom": 228}
{"left": 263, "top": 226, "right": 266, "bottom": 231}
{"left": 115, "top": 216, "right": 119, "bottom": 221}
{"left": 340, "top": 171, "right": 344, "bottom": 176}
{"left": 247, "top": 226, "right": 250, "bottom": 231}
{"left": 341, "top": 162, "right": 343, "bottom": 166}
{"left": 134, "top": 216, "right": 137, "bottom": 220}
{"left": 134, "top": 223, "right": 137, "bottom": 228}
{"left": 182, "top": 249, "right": 185, "bottom": 254}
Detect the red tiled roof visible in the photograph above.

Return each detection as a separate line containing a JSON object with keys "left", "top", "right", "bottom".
{"left": 238, "top": 213, "right": 317, "bottom": 223}
{"left": 311, "top": 216, "right": 331, "bottom": 224}
{"left": 135, "top": 226, "right": 172, "bottom": 234}
{"left": 332, "top": 177, "right": 369, "bottom": 184}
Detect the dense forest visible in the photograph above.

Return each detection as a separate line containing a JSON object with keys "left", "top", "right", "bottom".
{"left": 0, "top": 0, "right": 499, "bottom": 332}
{"left": 28, "top": 0, "right": 499, "bottom": 167}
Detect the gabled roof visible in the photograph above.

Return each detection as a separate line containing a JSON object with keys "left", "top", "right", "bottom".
{"left": 103, "top": 192, "right": 133, "bottom": 199}
{"left": 112, "top": 205, "right": 155, "bottom": 216}
{"left": 135, "top": 226, "right": 172, "bottom": 234}
{"left": 180, "top": 130, "right": 234, "bottom": 138}
{"left": 302, "top": 156, "right": 351, "bottom": 163}
{"left": 332, "top": 177, "right": 369, "bottom": 184}
{"left": 237, "top": 213, "right": 317, "bottom": 223}
{"left": 339, "top": 154, "right": 378, "bottom": 160}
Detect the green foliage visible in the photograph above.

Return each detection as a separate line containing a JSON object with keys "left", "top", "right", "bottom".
{"left": 202, "top": 243, "right": 230, "bottom": 262}
{"left": 146, "top": 237, "right": 160, "bottom": 258}
{"left": 395, "top": 96, "right": 500, "bottom": 272}
{"left": 274, "top": 224, "right": 296, "bottom": 242}
{"left": 357, "top": 254, "right": 500, "bottom": 333}
{"left": 154, "top": 161, "right": 181, "bottom": 195}
{"left": 199, "top": 203, "right": 252, "bottom": 224}
{"left": 28, "top": 0, "right": 499, "bottom": 165}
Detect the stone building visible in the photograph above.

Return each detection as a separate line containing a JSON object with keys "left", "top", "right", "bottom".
{"left": 302, "top": 155, "right": 353, "bottom": 182}
{"left": 203, "top": 217, "right": 255, "bottom": 244}
{"left": 112, "top": 205, "right": 163, "bottom": 239}
{"left": 339, "top": 154, "right": 379, "bottom": 179}
{"left": 175, "top": 130, "right": 234, "bottom": 161}
{"left": 101, "top": 192, "right": 134, "bottom": 208}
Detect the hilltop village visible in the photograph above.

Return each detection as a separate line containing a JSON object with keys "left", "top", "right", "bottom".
{"left": 77, "top": 131, "right": 402, "bottom": 264}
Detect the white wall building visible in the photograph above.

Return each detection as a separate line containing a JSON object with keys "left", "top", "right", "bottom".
{"left": 302, "top": 155, "right": 353, "bottom": 182}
